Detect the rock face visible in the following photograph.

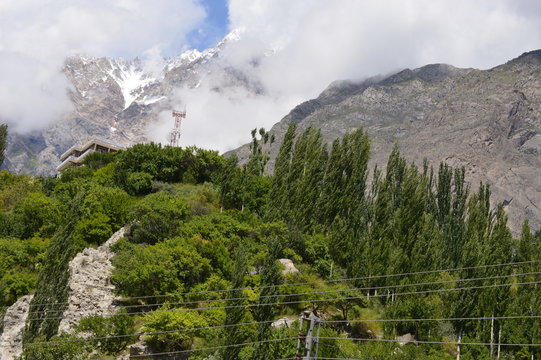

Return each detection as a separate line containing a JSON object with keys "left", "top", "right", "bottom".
{"left": 279, "top": 259, "right": 300, "bottom": 275}
{"left": 231, "top": 52, "right": 541, "bottom": 233}
{"left": 58, "top": 227, "right": 125, "bottom": 333}
{"left": 0, "top": 295, "right": 33, "bottom": 360}
{"left": 271, "top": 317, "right": 297, "bottom": 328}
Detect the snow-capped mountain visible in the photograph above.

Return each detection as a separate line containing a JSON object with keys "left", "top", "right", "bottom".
{"left": 3, "top": 29, "right": 251, "bottom": 175}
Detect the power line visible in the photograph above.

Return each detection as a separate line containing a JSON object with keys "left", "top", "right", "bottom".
{"left": 0, "top": 320, "right": 276, "bottom": 348}
{"left": 112, "top": 259, "right": 541, "bottom": 301}
{"left": 16, "top": 280, "right": 541, "bottom": 325}
{"left": 10, "top": 280, "right": 541, "bottom": 325}
{"left": 276, "top": 358, "right": 364, "bottom": 360}
{"left": 128, "top": 337, "right": 297, "bottom": 358}
{"left": 3, "top": 315, "right": 539, "bottom": 348}
{"left": 323, "top": 315, "right": 541, "bottom": 324}
{"left": 318, "top": 336, "right": 541, "bottom": 347}
{"left": 112, "top": 270, "right": 541, "bottom": 311}
{"left": 18, "top": 268, "right": 541, "bottom": 318}
{"left": 7, "top": 259, "right": 538, "bottom": 311}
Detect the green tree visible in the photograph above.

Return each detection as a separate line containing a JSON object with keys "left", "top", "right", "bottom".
{"left": 435, "top": 164, "right": 469, "bottom": 267}
{"left": 112, "top": 237, "right": 212, "bottom": 298}
{"left": 246, "top": 128, "right": 274, "bottom": 177}
{"left": 126, "top": 171, "right": 153, "bottom": 195}
{"left": 127, "top": 191, "right": 189, "bottom": 244}
{"left": 252, "top": 237, "right": 283, "bottom": 360}
{"left": 0, "top": 170, "right": 40, "bottom": 210}
{"left": 508, "top": 219, "right": 541, "bottom": 359}
{"left": 447, "top": 184, "right": 493, "bottom": 345}
{"left": 17, "top": 334, "right": 90, "bottom": 360}
{"left": 224, "top": 248, "right": 249, "bottom": 359}
{"left": 266, "top": 124, "right": 297, "bottom": 221}
{"left": 76, "top": 311, "right": 135, "bottom": 354}
{"left": 142, "top": 308, "right": 209, "bottom": 351}
{"left": 11, "top": 192, "right": 66, "bottom": 239}
{"left": 479, "top": 204, "right": 513, "bottom": 356}
{"left": 0, "top": 124, "right": 7, "bottom": 168}
{"left": 215, "top": 155, "right": 244, "bottom": 210}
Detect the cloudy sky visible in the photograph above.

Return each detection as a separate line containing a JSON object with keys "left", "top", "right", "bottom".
{"left": 1, "top": 0, "right": 541, "bottom": 150}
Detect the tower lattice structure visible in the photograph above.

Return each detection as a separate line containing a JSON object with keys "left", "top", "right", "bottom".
{"left": 168, "top": 110, "right": 186, "bottom": 147}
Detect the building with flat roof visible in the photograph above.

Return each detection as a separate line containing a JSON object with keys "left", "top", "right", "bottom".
{"left": 56, "top": 138, "right": 123, "bottom": 172}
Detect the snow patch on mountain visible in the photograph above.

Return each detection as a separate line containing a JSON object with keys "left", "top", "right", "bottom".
{"left": 136, "top": 95, "right": 166, "bottom": 106}
{"left": 107, "top": 59, "right": 155, "bottom": 109}
{"left": 166, "top": 49, "right": 202, "bottom": 71}
{"left": 166, "top": 28, "right": 244, "bottom": 71}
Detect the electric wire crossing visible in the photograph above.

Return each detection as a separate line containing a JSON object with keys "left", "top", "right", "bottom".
{"left": 6, "top": 260, "right": 540, "bottom": 358}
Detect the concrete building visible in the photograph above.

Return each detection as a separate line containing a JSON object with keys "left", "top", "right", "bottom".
{"left": 56, "top": 138, "right": 123, "bottom": 172}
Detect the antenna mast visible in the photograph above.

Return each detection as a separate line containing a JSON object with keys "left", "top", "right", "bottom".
{"left": 168, "top": 110, "right": 186, "bottom": 147}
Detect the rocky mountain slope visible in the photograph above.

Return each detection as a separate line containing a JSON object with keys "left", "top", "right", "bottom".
{"left": 232, "top": 51, "right": 541, "bottom": 233}
{"left": 3, "top": 30, "right": 250, "bottom": 175}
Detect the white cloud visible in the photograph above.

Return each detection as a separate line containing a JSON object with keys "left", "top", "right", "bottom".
{"left": 151, "top": 79, "right": 301, "bottom": 151}
{"left": 155, "top": 0, "right": 541, "bottom": 153}
{"left": 226, "top": 0, "right": 541, "bottom": 102}
{"left": 0, "top": 0, "right": 205, "bottom": 133}
{"left": 3, "top": 0, "right": 541, "bottom": 150}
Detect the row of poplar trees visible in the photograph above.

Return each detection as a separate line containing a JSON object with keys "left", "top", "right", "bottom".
{"left": 262, "top": 124, "right": 540, "bottom": 358}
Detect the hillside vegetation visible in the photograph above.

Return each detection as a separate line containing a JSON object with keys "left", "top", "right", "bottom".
{"left": 0, "top": 126, "right": 539, "bottom": 360}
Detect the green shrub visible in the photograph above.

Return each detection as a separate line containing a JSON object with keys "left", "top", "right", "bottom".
{"left": 0, "top": 170, "right": 41, "bottom": 210}
{"left": 0, "top": 237, "right": 48, "bottom": 306}
{"left": 59, "top": 166, "right": 94, "bottom": 182}
{"left": 11, "top": 192, "right": 66, "bottom": 239}
{"left": 73, "top": 213, "right": 112, "bottom": 245}
{"left": 82, "top": 151, "right": 117, "bottom": 170}
{"left": 142, "top": 308, "right": 209, "bottom": 351}
{"left": 76, "top": 311, "right": 136, "bottom": 354}
{"left": 127, "top": 192, "right": 189, "bottom": 244}
{"left": 126, "top": 171, "right": 153, "bottom": 195}
{"left": 16, "top": 334, "right": 90, "bottom": 360}
{"left": 112, "top": 238, "right": 212, "bottom": 298}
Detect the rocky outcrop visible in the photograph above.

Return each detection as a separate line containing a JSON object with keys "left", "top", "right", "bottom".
{"left": 0, "top": 295, "right": 33, "bottom": 360}
{"left": 0, "top": 227, "right": 128, "bottom": 358}
{"left": 271, "top": 317, "right": 297, "bottom": 328}
{"left": 58, "top": 227, "right": 125, "bottom": 333}
{"left": 279, "top": 259, "right": 300, "bottom": 275}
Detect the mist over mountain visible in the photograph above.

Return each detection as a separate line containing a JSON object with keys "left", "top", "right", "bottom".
{"left": 231, "top": 50, "right": 541, "bottom": 234}
{"left": 3, "top": 29, "right": 256, "bottom": 174}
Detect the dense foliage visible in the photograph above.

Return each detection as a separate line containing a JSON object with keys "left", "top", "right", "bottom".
{"left": 0, "top": 130, "right": 537, "bottom": 360}
{"left": 0, "top": 123, "right": 6, "bottom": 168}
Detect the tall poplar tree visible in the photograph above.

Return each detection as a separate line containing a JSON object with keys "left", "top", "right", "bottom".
{"left": 224, "top": 248, "right": 249, "bottom": 360}
{"left": 266, "top": 124, "right": 297, "bottom": 221}
{"left": 0, "top": 124, "right": 7, "bottom": 167}
{"left": 252, "top": 237, "right": 282, "bottom": 360}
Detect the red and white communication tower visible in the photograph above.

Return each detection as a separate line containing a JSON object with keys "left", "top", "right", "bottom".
{"left": 168, "top": 110, "right": 186, "bottom": 147}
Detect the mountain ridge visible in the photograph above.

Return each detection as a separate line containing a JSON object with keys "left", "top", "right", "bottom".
{"left": 230, "top": 53, "right": 541, "bottom": 234}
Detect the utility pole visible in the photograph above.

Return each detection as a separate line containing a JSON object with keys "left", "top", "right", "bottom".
{"left": 295, "top": 311, "right": 321, "bottom": 360}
